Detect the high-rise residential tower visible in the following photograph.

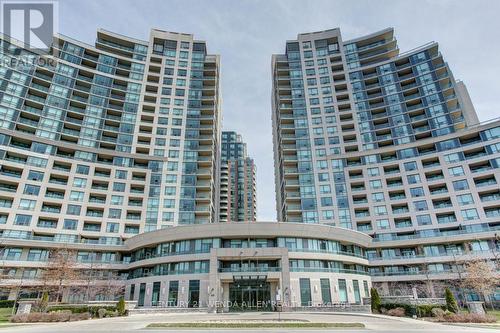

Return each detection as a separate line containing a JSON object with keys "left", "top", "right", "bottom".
{"left": 272, "top": 28, "right": 499, "bottom": 297}
{"left": 0, "top": 27, "right": 372, "bottom": 309}
{"left": 0, "top": 28, "right": 222, "bottom": 236}
{"left": 0, "top": 25, "right": 497, "bottom": 309}
{"left": 0, "top": 28, "right": 223, "bottom": 300}
{"left": 219, "top": 131, "right": 257, "bottom": 222}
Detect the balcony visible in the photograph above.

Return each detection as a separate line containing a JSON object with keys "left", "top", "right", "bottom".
{"left": 357, "top": 225, "right": 373, "bottom": 232}
{"left": 53, "top": 164, "right": 71, "bottom": 172}
{"left": 83, "top": 225, "right": 101, "bottom": 232}
{"left": 395, "top": 221, "right": 412, "bottom": 228}
{"left": 355, "top": 212, "right": 370, "bottom": 218}
{"left": 475, "top": 179, "right": 497, "bottom": 187}
{"left": 436, "top": 215, "right": 457, "bottom": 224}
{"left": 41, "top": 206, "right": 61, "bottom": 213}
{"left": 426, "top": 174, "right": 444, "bottom": 181}
{"left": 422, "top": 161, "right": 440, "bottom": 168}
{"left": 433, "top": 202, "right": 452, "bottom": 209}
{"left": 392, "top": 208, "right": 409, "bottom": 214}
{"left": 464, "top": 151, "right": 487, "bottom": 160}
{"left": 480, "top": 193, "right": 500, "bottom": 202}
{"left": 218, "top": 267, "right": 281, "bottom": 273}
{"left": 485, "top": 208, "right": 500, "bottom": 218}
{"left": 0, "top": 170, "right": 22, "bottom": 178}
{"left": 86, "top": 211, "right": 104, "bottom": 218}
{"left": 471, "top": 166, "right": 492, "bottom": 173}
{"left": 45, "top": 192, "right": 64, "bottom": 199}
{"left": 429, "top": 187, "right": 448, "bottom": 195}
{"left": 49, "top": 178, "right": 67, "bottom": 185}
{"left": 0, "top": 184, "right": 18, "bottom": 192}
{"left": 351, "top": 186, "right": 366, "bottom": 192}
{"left": 290, "top": 267, "right": 369, "bottom": 275}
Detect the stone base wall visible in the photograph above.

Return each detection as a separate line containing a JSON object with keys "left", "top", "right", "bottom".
{"left": 129, "top": 307, "right": 209, "bottom": 315}
{"left": 128, "top": 305, "right": 371, "bottom": 314}
{"left": 286, "top": 305, "right": 371, "bottom": 313}
{"left": 381, "top": 296, "right": 445, "bottom": 305}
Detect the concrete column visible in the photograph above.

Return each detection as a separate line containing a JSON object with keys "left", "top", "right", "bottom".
{"left": 311, "top": 279, "right": 322, "bottom": 306}
{"left": 280, "top": 249, "right": 291, "bottom": 309}
{"left": 199, "top": 280, "right": 209, "bottom": 307}
{"left": 160, "top": 280, "right": 168, "bottom": 305}
{"left": 124, "top": 284, "right": 131, "bottom": 301}
{"left": 207, "top": 248, "right": 219, "bottom": 312}
{"left": 179, "top": 280, "right": 188, "bottom": 307}
{"left": 222, "top": 283, "right": 229, "bottom": 312}
{"left": 144, "top": 282, "right": 153, "bottom": 307}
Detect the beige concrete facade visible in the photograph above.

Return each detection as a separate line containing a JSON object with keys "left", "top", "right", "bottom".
{"left": 123, "top": 222, "right": 372, "bottom": 310}
{"left": 0, "top": 26, "right": 498, "bottom": 309}
{"left": 271, "top": 27, "right": 500, "bottom": 300}
{"left": 3, "top": 221, "right": 372, "bottom": 311}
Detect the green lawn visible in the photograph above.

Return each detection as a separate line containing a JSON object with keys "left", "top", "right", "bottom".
{"left": 147, "top": 322, "right": 365, "bottom": 329}
{"left": 486, "top": 310, "right": 500, "bottom": 322}
{"left": 0, "top": 308, "right": 13, "bottom": 323}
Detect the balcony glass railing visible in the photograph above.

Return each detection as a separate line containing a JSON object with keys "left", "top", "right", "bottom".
{"left": 288, "top": 248, "right": 366, "bottom": 259}
{"left": 130, "top": 249, "right": 212, "bottom": 263}
{"left": 127, "top": 268, "right": 209, "bottom": 279}
{"left": 373, "top": 224, "right": 500, "bottom": 242}
{"left": 290, "top": 267, "right": 369, "bottom": 275}
{"left": 218, "top": 267, "right": 281, "bottom": 273}
{"left": 369, "top": 249, "right": 493, "bottom": 262}
{"left": 437, "top": 216, "right": 457, "bottom": 224}
{"left": 45, "top": 192, "right": 64, "bottom": 199}
{"left": 371, "top": 269, "right": 463, "bottom": 277}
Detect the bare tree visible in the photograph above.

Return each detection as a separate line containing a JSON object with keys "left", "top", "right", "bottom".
{"left": 100, "top": 271, "right": 125, "bottom": 301}
{"left": 82, "top": 254, "right": 98, "bottom": 302}
{"left": 40, "top": 248, "right": 81, "bottom": 303}
{"left": 431, "top": 281, "right": 448, "bottom": 298}
{"left": 461, "top": 259, "right": 499, "bottom": 308}
{"left": 386, "top": 280, "right": 431, "bottom": 298}
{"left": 81, "top": 270, "right": 124, "bottom": 302}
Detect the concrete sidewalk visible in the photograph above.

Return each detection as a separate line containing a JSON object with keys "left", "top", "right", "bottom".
{"left": 1, "top": 311, "right": 496, "bottom": 333}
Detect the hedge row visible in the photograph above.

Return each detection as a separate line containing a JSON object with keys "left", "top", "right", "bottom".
{"left": 381, "top": 303, "right": 446, "bottom": 317}
{"left": 11, "top": 311, "right": 91, "bottom": 323}
{"left": 48, "top": 305, "right": 117, "bottom": 316}
{"left": 0, "top": 300, "right": 15, "bottom": 308}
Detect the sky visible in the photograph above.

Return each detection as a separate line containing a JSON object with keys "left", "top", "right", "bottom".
{"left": 58, "top": 0, "right": 500, "bottom": 221}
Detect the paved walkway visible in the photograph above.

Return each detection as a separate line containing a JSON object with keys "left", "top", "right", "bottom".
{"left": 1, "top": 311, "right": 496, "bottom": 333}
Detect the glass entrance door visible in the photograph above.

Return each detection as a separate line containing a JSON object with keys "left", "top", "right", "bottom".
{"left": 229, "top": 281, "right": 271, "bottom": 311}
{"left": 138, "top": 283, "right": 146, "bottom": 307}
